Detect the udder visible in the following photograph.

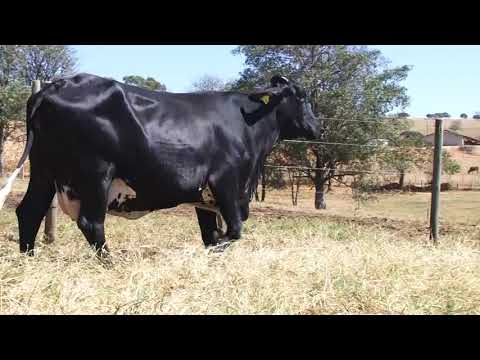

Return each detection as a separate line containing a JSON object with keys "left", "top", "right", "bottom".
{"left": 106, "top": 178, "right": 150, "bottom": 220}
{"left": 56, "top": 179, "right": 151, "bottom": 221}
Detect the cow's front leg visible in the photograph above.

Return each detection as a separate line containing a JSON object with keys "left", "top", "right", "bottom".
{"left": 239, "top": 195, "right": 250, "bottom": 221}
{"left": 209, "top": 178, "right": 243, "bottom": 252}
{"left": 195, "top": 207, "right": 223, "bottom": 247}
{"left": 77, "top": 216, "right": 109, "bottom": 256}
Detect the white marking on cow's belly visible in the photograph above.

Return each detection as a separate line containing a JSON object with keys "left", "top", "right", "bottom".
{"left": 106, "top": 178, "right": 150, "bottom": 220}
{"left": 56, "top": 185, "right": 81, "bottom": 221}
{"left": 201, "top": 185, "right": 216, "bottom": 206}
{"left": 56, "top": 179, "right": 150, "bottom": 221}
{"left": 189, "top": 203, "right": 221, "bottom": 214}
{"left": 187, "top": 184, "right": 221, "bottom": 214}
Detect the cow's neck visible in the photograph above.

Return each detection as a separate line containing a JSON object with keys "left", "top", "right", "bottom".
{"left": 239, "top": 97, "right": 285, "bottom": 196}
{"left": 254, "top": 111, "right": 282, "bottom": 156}
{"left": 245, "top": 111, "right": 282, "bottom": 198}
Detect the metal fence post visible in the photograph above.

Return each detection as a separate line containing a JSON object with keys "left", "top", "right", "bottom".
{"left": 31, "top": 80, "right": 57, "bottom": 244}
{"left": 429, "top": 118, "right": 443, "bottom": 244}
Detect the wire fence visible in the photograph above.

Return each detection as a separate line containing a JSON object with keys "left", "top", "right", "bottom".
{"left": 263, "top": 165, "right": 402, "bottom": 176}
{"left": 265, "top": 115, "right": 479, "bottom": 194}
{"left": 269, "top": 136, "right": 424, "bottom": 176}
{"left": 260, "top": 130, "right": 480, "bottom": 199}
{"left": 280, "top": 139, "right": 382, "bottom": 147}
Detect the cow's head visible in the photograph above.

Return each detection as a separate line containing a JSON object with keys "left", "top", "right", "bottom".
{"left": 247, "top": 75, "right": 321, "bottom": 140}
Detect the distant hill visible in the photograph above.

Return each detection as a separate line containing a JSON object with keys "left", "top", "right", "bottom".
{"left": 404, "top": 117, "right": 480, "bottom": 139}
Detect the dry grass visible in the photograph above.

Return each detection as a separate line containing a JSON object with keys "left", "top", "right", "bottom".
{"left": 1, "top": 189, "right": 480, "bottom": 314}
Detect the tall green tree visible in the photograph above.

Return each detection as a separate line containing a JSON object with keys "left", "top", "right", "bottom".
{"left": 0, "top": 82, "right": 30, "bottom": 176}
{"left": 0, "top": 45, "right": 77, "bottom": 176}
{"left": 378, "top": 136, "right": 429, "bottom": 188}
{"left": 232, "top": 45, "right": 411, "bottom": 209}
{"left": 123, "top": 75, "right": 166, "bottom": 91}
{"left": 18, "top": 45, "right": 77, "bottom": 83}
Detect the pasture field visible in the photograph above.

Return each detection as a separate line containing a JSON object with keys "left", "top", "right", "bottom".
{"left": 1, "top": 178, "right": 479, "bottom": 314}
{"left": 407, "top": 117, "right": 480, "bottom": 139}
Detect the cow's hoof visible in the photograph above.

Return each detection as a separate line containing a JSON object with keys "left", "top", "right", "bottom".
{"left": 95, "top": 249, "right": 113, "bottom": 268}
{"left": 20, "top": 249, "right": 35, "bottom": 257}
{"left": 208, "top": 242, "right": 232, "bottom": 253}
{"left": 207, "top": 237, "right": 237, "bottom": 253}
{"left": 98, "top": 254, "right": 114, "bottom": 269}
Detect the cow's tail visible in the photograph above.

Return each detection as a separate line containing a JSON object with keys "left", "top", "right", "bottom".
{"left": 0, "top": 93, "right": 42, "bottom": 210}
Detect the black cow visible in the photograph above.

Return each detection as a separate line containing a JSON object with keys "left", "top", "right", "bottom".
{"left": 0, "top": 73, "right": 320, "bottom": 257}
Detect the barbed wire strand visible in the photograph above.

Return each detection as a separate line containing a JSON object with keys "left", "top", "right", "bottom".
{"left": 316, "top": 116, "right": 461, "bottom": 124}
{"left": 264, "top": 165, "right": 404, "bottom": 175}
{"left": 280, "top": 140, "right": 378, "bottom": 147}
{"left": 318, "top": 117, "right": 400, "bottom": 124}
{"left": 279, "top": 139, "right": 434, "bottom": 148}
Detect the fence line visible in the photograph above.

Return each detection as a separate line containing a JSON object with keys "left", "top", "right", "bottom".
{"left": 264, "top": 165, "right": 403, "bottom": 175}
{"left": 317, "top": 117, "right": 402, "bottom": 124}
{"left": 280, "top": 139, "right": 382, "bottom": 147}
{"left": 278, "top": 139, "right": 434, "bottom": 149}
{"left": 315, "top": 116, "right": 477, "bottom": 124}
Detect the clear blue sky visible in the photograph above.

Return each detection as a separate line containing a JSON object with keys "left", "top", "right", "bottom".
{"left": 72, "top": 45, "right": 244, "bottom": 93}
{"left": 73, "top": 45, "right": 480, "bottom": 118}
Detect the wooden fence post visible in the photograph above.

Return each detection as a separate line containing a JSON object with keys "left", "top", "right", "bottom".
{"left": 429, "top": 118, "right": 443, "bottom": 244}
{"left": 31, "top": 80, "right": 57, "bottom": 244}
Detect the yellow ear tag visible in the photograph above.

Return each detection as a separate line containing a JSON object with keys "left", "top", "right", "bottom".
{"left": 260, "top": 95, "right": 270, "bottom": 105}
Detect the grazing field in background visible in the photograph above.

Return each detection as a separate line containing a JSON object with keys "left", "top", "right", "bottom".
{"left": 1, "top": 179, "right": 479, "bottom": 315}
{"left": 407, "top": 117, "right": 480, "bottom": 139}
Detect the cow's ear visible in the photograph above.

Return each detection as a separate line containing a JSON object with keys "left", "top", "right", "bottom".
{"left": 242, "top": 87, "right": 293, "bottom": 125}
{"left": 271, "top": 75, "right": 290, "bottom": 88}
{"left": 248, "top": 92, "right": 274, "bottom": 105}
{"left": 248, "top": 87, "right": 292, "bottom": 105}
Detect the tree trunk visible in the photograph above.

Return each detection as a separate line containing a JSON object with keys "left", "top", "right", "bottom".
{"left": 314, "top": 178, "right": 327, "bottom": 209}
{"left": 288, "top": 171, "right": 295, "bottom": 206}
{"left": 261, "top": 166, "right": 266, "bottom": 202}
{"left": 399, "top": 170, "right": 405, "bottom": 188}
{"left": 0, "top": 123, "right": 5, "bottom": 177}
{"left": 294, "top": 176, "right": 300, "bottom": 205}
{"left": 314, "top": 156, "right": 328, "bottom": 210}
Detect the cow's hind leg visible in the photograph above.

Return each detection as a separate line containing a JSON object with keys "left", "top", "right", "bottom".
{"left": 16, "top": 176, "right": 56, "bottom": 255}
{"left": 75, "top": 162, "right": 114, "bottom": 259}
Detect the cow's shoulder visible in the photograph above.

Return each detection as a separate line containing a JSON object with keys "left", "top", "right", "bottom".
{"left": 45, "top": 73, "right": 119, "bottom": 92}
